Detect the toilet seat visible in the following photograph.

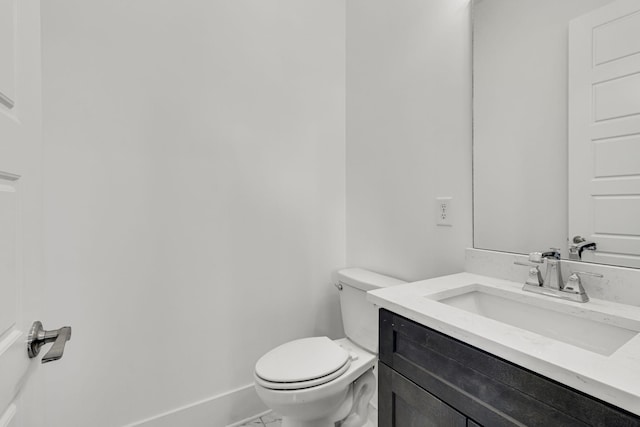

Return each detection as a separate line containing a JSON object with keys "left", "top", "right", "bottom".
{"left": 255, "top": 359, "right": 351, "bottom": 390}
{"left": 255, "top": 337, "right": 352, "bottom": 390}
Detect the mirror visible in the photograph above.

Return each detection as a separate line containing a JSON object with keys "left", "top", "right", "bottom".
{"left": 473, "top": 0, "right": 640, "bottom": 268}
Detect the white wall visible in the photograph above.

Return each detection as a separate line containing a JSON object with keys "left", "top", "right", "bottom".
{"left": 473, "top": 0, "right": 614, "bottom": 255}
{"left": 40, "top": 1, "right": 345, "bottom": 426}
{"left": 345, "top": 0, "right": 473, "bottom": 282}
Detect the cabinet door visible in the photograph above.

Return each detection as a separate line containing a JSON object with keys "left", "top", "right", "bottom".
{"left": 379, "top": 362, "right": 466, "bottom": 427}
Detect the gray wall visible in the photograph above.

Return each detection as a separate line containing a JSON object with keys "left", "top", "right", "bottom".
{"left": 346, "top": 0, "right": 473, "bottom": 282}
{"left": 41, "top": 1, "right": 345, "bottom": 425}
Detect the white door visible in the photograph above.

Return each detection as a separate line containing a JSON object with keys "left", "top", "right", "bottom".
{"left": 0, "top": 1, "right": 60, "bottom": 426}
{"left": 569, "top": 0, "right": 640, "bottom": 268}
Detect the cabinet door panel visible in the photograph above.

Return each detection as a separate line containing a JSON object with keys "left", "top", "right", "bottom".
{"left": 379, "top": 362, "right": 466, "bottom": 427}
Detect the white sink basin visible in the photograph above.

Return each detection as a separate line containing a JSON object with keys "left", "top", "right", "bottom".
{"left": 429, "top": 284, "right": 640, "bottom": 356}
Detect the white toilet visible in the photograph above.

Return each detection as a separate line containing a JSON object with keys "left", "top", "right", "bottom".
{"left": 254, "top": 268, "right": 406, "bottom": 427}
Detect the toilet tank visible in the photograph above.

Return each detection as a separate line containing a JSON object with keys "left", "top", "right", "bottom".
{"left": 335, "top": 268, "right": 406, "bottom": 353}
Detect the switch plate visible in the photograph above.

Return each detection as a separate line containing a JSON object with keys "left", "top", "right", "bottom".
{"left": 436, "top": 197, "right": 452, "bottom": 226}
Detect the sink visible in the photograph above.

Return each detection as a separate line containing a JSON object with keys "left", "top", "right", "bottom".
{"left": 368, "top": 272, "right": 640, "bottom": 414}
{"left": 429, "top": 284, "right": 640, "bottom": 356}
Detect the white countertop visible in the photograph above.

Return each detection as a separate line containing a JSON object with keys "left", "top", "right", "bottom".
{"left": 367, "top": 272, "right": 640, "bottom": 415}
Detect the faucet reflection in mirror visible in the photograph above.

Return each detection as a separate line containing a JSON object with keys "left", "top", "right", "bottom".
{"left": 569, "top": 236, "right": 597, "bottom": 260}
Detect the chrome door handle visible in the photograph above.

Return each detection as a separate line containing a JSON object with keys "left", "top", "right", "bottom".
{"left": 27, "top": 321, "right": 72, "bottom": 363}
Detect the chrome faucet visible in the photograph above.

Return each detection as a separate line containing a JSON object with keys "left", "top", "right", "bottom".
{"left": 514, "top": 249, "right": 602, "bottom": 303}
{"left": 541, "top": 249, "right": 562, "bottom": 290}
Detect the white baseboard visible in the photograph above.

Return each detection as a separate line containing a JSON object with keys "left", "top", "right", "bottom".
{"left": 124, "top": 384, "right": 267, "bottom": 427}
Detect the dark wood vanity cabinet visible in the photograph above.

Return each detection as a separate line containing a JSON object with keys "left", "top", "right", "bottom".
{"left": 378, "top": 309, "right": 640, "bottom": 427}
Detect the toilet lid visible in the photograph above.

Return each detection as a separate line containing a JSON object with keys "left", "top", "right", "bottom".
{"left": 255, "top": 337, "right": 350, "bottom": 384}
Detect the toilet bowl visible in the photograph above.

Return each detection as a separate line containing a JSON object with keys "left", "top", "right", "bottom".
{"left": 253, "top": 268, "right": 406, "bottom": 427}
{"left": 255, "top": 338, "right": 375, "bottom": 427}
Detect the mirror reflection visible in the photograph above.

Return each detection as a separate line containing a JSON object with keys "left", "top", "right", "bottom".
{"left": 473, "top": 0, "right": 640, "bottom": 268}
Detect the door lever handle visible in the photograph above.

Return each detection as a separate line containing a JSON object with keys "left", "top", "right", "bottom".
{"left": 27, "top": 321, "right": 72, "bottom": 363}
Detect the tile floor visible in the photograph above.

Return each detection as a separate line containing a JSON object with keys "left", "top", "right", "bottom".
{"left": 238, "top": 412, "right": 282, "bottom": 427}
{"left": 238, "top": 406, "right": 377, "bottom": 427}
{"left": 237, "top": 410, "right": 378, "bottom": 427}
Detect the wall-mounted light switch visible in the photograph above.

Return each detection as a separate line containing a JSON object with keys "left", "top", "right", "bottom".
{"left": 436, "top": 197, "right": 452, "bottom": 226}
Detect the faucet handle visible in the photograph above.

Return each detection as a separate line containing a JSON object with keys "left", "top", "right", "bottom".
{"left": 563, "top": 274, "right": 589, "bottom": 302}
{"left": 563, "top": 271, "right": 602, "bottom": 302}
{"left": 514, "top": 261, "right": 543, "bottom": 286}
{"left": 514, "top": 261, "right": 536, "bottom": 267}
{"left": 527, "top": 252, "right": 544, "bottom": 263}
{"left": 572, "top": 271, "right": 604, "bottom": 279}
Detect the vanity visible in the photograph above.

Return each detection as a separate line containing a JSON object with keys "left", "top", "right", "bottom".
{"left": 369, "top": 272, "right": 640, "bottom": 426}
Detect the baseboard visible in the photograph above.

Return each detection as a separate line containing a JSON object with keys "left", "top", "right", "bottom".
{"left": 124, "top": 384, "right": 267, "bottom": 427}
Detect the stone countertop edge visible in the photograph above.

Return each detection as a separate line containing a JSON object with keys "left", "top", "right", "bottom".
{"left": 367, "top": 272, "right": 640, "bottom": 416}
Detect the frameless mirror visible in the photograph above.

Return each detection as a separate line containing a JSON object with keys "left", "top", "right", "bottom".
{"left": 473, "top": 0, "right": 640, "bottom": 268}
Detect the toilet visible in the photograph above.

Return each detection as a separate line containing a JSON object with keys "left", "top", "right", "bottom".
{"left": 254, "top": 268, "right": 406, "bottom": 427}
